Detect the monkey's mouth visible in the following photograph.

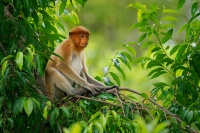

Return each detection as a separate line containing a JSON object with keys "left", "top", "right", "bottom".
{"left": 82, "top": 43, "right": 88, "bottom": 47}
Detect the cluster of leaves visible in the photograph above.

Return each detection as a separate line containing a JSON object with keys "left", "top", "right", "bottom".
{"left": 0, "top": 0, "right": 87, "bottom": 132}
{"left": 126, "top": 0, "right": 200, "bottom": 132}
{"left": 101, "top": 44, "right": 136, "bottom": 86}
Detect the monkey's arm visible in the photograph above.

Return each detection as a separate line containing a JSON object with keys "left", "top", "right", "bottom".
{"left": 82, "top": 56, "right": 118, "bottom": 91}
{"left": 55, "top": 63, "right": 99, "bottom": 94}
{"left": 81, "top": 55, "right": 106, "bottom": 86}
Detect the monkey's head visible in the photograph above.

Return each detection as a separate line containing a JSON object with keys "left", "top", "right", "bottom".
{"left": 69, "top": 26, "right": 90, "bottom": 48}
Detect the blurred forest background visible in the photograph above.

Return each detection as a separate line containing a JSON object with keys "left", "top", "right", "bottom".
{"left": 65, "top": 0, "right": 192, "bottom": 93}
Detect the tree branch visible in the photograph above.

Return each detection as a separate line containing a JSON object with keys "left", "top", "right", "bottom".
{"left": 69, "top": 87, "right": 197, "bottom": 133}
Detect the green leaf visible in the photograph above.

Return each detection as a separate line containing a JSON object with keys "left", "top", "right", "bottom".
{"left": 43, "top": 106, "right": 48, "bottom": 119}
{"left": 7, "top": 118, "right": 14, "bottom": 126}
{"left": 146, "top": 60, "right": 161, "bottom": 69}
{"left": 39, "top": 10, "right": 53, "bottom": 21}
{"left": 125, "top": 45, "right": 136, "bottom": 57}
{"left": 94, "top": 122, "right": 103, "bottom": 133}
{"left": 22, "top": 0, "right": 30, "bottom": 18}
{"left": 151, "top": 47, "right": 161, "bottom": 53}
{"left": 118, "top": 52, "right": 127, "bottom": 63}
{"left": 103, "top": 77, "right": 111, "bottom": 86}
{"left": 15, "top": 52, "right": 23, "bottom": 71}
{"left": 188, "top": 13, "right": 200, "bottom": 25}
{"left": 103, "top": 67, "right": 109, "bottom": 74}
{"left": 100, "top": 114, "right": 106, "bottom": 130}
{"left": 13, "top": 97, "right": 25, "bottom": 116}
{"left": 162, "top": 24, "right": 175, "bottom": 29}
{"left": 181, "top": 121, "right": 187, "bottom": 129}
{"left": 151, "top": 71, "right": 167, "bottom": 79}
{"left": 25, "top": 45, "right": 35, "bottom": 69}
{"left": 121, "top": 52, "right": 133, "bottom": 62}
{"left": 148, "top": 67, "right": 164, "bottom": 77}
{"left": 109, "top": 72, "right": 121, "bottom": 86}
{"left": 13, "top": 0, "right": 22, "bottom": 12}
{"left": 124, "top": 104, "right": 130, "bottom": 118}
{"left": 154, "top": 121, "right": 170, "bottom": 133}
{"left": 71, "top": 11, "right": 80, "bottom": 25}
{"left": 178, "top": 24, "right": 188, "bottom": 33}
{"left": 59, "top": 0, "right": 67, "bottom": 15}
{"left": 162, "top": 9, "right": 178, "bottom": 14}
{"left": 118, "top": 56, "right": 131, "bottom": 70}
{"left": 38, "top": 0, "right": 44, "bottom": 9}
{"left": 141, "top": 41, "right": 153, "bottom": 49}
{"left": 58, "top": 21, "right": 65, "bottom": 31}
{"left": 15, "top": 71, "right": 26, "bottom": 87}
{"left": 170, "top": 45, "right": 181, "bottom": 56}
{"left": 191, "top": 2, "right": 198, "bottom": 16}
{"left": 75, "top": 0, "right": 87, "bottom": 7}
{"left": 89, "top": 111, "right": 101, "bottom": 122}
{"left": 79, "top": 100, "right": 88, "bottom": 111}
{"left": 130, "top": 21, "right": 148, "bottom": 29}
{"left": 24, "top": 98, "right": 33, "bottom": 117}
{"left": 31, "top": 0, "right": 38, "bottom": 10}
{"left": 153, "top": 82, "right": 168, "bottom": 87}
{"left": 36, "top": 54, "right": 43, "bottom": 76}
{"left": 177, "top": 44, "right": 188, "bottom": 54}
{"left": 50, "top": 108, "right": 60, "bottom": 127}
{"left": 83, "top": 123, "right": 93, "bottom": 133}
{"left": 132, "top": 57, "right": 145, "bottom": 64}
{"left": 177, "top": 0, "right": 185, "bottom": 9}
{"left": 140, "top": 93, "right": 148, "bottom": 100}
{"left": 1, "top": 55, "right": 14, "bottom": 64}
{"left": 123, "top": 122, "right": 134, "bottom": 132}
{"left": 32, "top": 11, "right": 39, "bottom": 25}
{"left": 98, "top": 93, "right": 116, "bottom": 101}
{"left": 162, "top": 16, "right": 178, "bottom": 21}
{"left": 116, "top": 67, "right": 126, "bottom": 80}
{"left": 1, "top": 60, "right": 8, "bottom": 77}
{"left": 186, "top": 111, "right": 193, "bottom": 123}
{"left": 111, "top": 111, "right": 121, "bottom": 127}
{"left": 112, "top": 58, "right": 120, "bottom": 69}
{"left": 132, "top": 2, "right": 146, "bottom": 11}
{"left": 162, "top": 28, "right": 173, "bottom": 44}
{"left": 155, "top": 54, "right": 166, "bottom": 61}
{"left": 60, "top": 106, "right": 70, "bottom": 118}
{"left": 69, "top": 123, "right": 83, "bottom": 133}
{"left": 138, "top": 33, "right": 147, "bottom": 42}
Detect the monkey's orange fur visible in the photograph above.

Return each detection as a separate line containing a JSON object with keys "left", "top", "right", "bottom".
{"left": 44, "top": 26, "right": 107, "bottom": 99}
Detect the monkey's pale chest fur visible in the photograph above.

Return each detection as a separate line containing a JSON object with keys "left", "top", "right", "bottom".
{"left": 70, "top": 54, "right": 83, "bottom": 74}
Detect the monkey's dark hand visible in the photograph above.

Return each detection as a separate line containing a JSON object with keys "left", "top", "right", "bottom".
{"left": 96, "top": 85, "right": 119, "bottom": 92}
{"left": 86, "top": 84, "right": 101, "bottom": 94}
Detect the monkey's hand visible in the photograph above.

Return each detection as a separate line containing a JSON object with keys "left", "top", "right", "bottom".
{"left": 96, "top": 85, "right": 119, "bottom": 92}
{"left": 85, "top": 84, "right": 101, "bottom": 94}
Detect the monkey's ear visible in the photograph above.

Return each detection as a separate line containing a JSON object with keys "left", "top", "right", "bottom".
{"left": 69, "top": 32, "right": 72, "bottom": 36}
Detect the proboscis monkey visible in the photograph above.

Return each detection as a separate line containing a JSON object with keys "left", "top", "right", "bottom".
{"left": 44, "top": 26, "right": 115, "bottom": 99}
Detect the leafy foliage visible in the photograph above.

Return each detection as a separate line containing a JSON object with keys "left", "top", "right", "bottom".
{"left": 0, "top": 0, "right": 199, "bottom": 132}
{"left": 128, "top": 0, "right": 200, "bottom": 132}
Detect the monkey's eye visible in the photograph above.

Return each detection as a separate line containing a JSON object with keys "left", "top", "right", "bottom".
{"left": 80, "top": 34, "right": 85, "bottom": 38}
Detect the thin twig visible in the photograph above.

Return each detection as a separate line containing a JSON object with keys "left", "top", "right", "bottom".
{"left": 115, "top": 88, "right": 125, "bottom": 117}
{"left": 56, "top": 120, "right": 62, "bottom": 133}
{"left": 74, "top": 95, "right": 121, "bottom": 107}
